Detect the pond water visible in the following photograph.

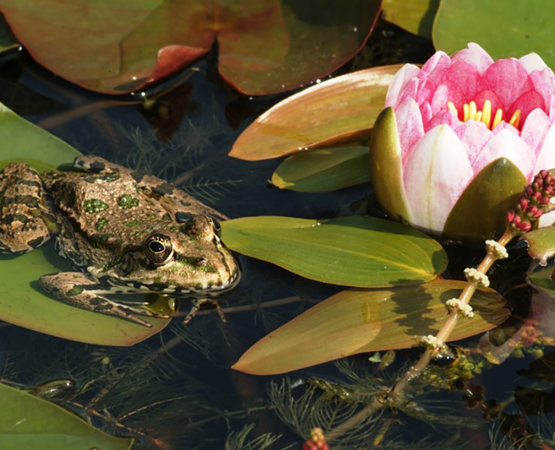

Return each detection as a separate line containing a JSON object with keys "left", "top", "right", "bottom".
{"left": 0, "top": 18, "right": 551, "bottom": 450}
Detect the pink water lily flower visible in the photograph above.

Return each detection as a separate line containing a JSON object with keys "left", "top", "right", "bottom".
{"left": 370, "top": 43, "right": 555, "bottom": 240}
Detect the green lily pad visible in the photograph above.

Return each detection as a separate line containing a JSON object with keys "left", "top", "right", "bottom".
{"left": 0, "top": 102, "right": 173, "bottom": 345}
{"left": 221, "top": 215, "right": 447, "bottom": 287}
{"left": 229, "top": 65, "right": 401, "bottom": 160}
{"left": 233, "top": 279, "right": 508, "bottom": 375}
{"left": 0, "top": 383, "right": 133, "bottom": 449}
{"left": 521, "top": 227, "right": 555, "bottom": 265}
{"left": 433, "top": 0, "right": 555, "bottom": 69}
{"left": 0, "top": 0, "right": 380, "bottom": 95}
{"left": 443, "top": 158, "right": 526, "bottom": 242}
{"left": 527, "top": 267, "right": 555, "bottom": 294}
{"left": 0, "top": 14, "right": 17, "bottom": 53}
{"left": 271, "top": 145, "right": 370, "bottom": 192}
{"left": 382, "top": 0, "right": 439, "bottom": 39}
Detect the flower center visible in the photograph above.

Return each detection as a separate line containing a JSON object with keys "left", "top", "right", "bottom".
{"left": 447, "top": 100, "right": 521, "bottom": 131}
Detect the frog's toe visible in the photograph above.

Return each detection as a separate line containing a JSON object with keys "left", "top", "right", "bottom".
{"left": 39, "top": 272, "right": 169, "bottom": 327}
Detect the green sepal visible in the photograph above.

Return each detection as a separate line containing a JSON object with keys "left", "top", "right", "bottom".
{"left": 369, "top": 107, "right": 411, "bottom": 221}
{"left": 443, "top": 157, "right": 526, "bottom": 241}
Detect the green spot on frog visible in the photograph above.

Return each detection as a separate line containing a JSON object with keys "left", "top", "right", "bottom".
{"left": 117, "top": 194, "right": 139, "bottom": 209}
{"left": 95, "top": 218, "right": 109, "bottom": 231}
{"left": 84, "top": 199, "right": 108, "bottom": 214}
{"left": 67, "top": 286, "right": 84, "bottom": 296}
{"left": 124, "top": 219, "right": 141, "bottom": 228}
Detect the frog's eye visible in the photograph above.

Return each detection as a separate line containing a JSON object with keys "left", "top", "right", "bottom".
{"left": 144, "top": 234, "right": 174, "bottom": 266}
{"left": 209, "top": 216, "right": 221, "bottom": 236}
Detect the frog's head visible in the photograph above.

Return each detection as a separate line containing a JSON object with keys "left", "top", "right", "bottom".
{"left": 111, "top": 216, "right": 240, "bottom": 296}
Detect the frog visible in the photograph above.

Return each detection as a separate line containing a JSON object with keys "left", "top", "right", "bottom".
{"left": 0, "top": 156, "right": 240, "bottom": 327}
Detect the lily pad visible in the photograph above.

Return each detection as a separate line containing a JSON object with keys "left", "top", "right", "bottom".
{"left": 0, "top": 383, "right": 133, "bottom": 449}
{"left": 522, "top": 227, "right": 555, "bottom": 265}
{"left": 433, "top": 0, "right": 555, "bottom": 69}
{"left": 382, "top": 0, "right": 439, "bottom": 39}
{"left": 271, "top": 145, "right": 370, "bottom": 192}
{"left": 0, "top": 102, "right": 173, "bottom": 345}
{"left": 0, "top": 0, "right": 381, "bottom": 95}
{"left": 233, "top": 279, "right": 508, "bottom": 375}
{"left": 229, "top": 65, "right": 401, "bottom": 160}
{"left": 220, "top": 215, "right": 447, "bottom": 287}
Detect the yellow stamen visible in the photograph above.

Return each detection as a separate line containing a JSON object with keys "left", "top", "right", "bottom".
{"left": 463, "top": 103, "right": 470, "bottom": 121}
{"left": 482, "top": 100, "right": 492, "bottom": 128}
{"left": 509, "top": 109, "right": 521, "bottom": 129}
{"left": 492, "top": 108, "right": 503, "bottom": 129}
{"left": 447, "top": 101, "right": 458, "bottom": 116}
{"left": 469, "top": 101, "right": 477, "bottom": 120}
{"left": 475, "top": 111, "right": 482, "bottom": 122}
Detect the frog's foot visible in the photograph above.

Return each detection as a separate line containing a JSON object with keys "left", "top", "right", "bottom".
{"left": 0, "top": 163, "right": 55, "bottom": 253}
{"left": 73, "top": 156, "right": 124, "bottom": 174}
{"left": 182, "top": 298, "right": 226, "bottom": 325}
{"left": 39, "top": 272, "right": 170, "bottom": 327}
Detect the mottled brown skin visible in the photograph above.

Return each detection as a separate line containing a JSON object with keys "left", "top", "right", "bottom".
{"left": 0, "top": 156, "right": 240, "bottom": 326}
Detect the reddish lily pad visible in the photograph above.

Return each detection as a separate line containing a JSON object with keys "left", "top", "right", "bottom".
{"left": 233, "top": 279, "right": 508, "bottom": 375}
{"left": 0, "top": 0, "right": 381, "bottom": 95}
{"left": 229, "top": 64, "right": 401, "bottom": 160}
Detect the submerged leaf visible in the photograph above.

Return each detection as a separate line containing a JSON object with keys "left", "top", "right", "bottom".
{"left": 0, "top": 383, "right": 133, "bottom": 449}
{"left": 0, "top": 102, "right": 173, "bottom": 345}
{"left": 233, "top": 280, "right": 508, "bottom": 374}
{"left": 0, "top": 0, "right": 381, "bottom": 95}
{"left": 271, "top": 145, "right": 370, "bottom": 192}
{"left": 221, "top": 215, "right": 447, "bottom": 287}
{"left": 229, "top": 65, "right": 401, "bottom": 160}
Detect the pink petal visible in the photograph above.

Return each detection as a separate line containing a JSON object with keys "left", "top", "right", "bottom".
{"left": 492, "top": 122, "right": 519, "bottom": 135}
{"left": 520, "top": 108, "right": 552, "bottom": 155}
{"left": 440, "top": 59, "right": 486, "bottom": 101}
{"left": 394, "top": 98, "right": 425, "bottom": 163}
{"left": 396, "top": 78, "right": 420, "bottom": 108}
{"left": 430, "top": 81, "right": 464, "bottom": 117}
{"left": 418, "top": 51, "right": 451, "bottom": 86}
{"left": 519, "top": 53, "right": 547, "bottom": 73}
{"left": 530, "top": 68, "right": 555, "bottom": 105}
{"left": 507, "top": 90, "right": 545, "bottom": 122}
{"left": 385, "top": 64, "right": 420, "bottom": 108}
{"left": 473, "top": 90, "right": 504, "bottom": 115}
{"left": 419, "top": 101, "right": 433, "bottom": 125}
{"left": 403, "top": 125, "right": 473, "bottom": 233}
{"left": 451, "top": 43, "right": 494, "bottom": 74}
{"left": 472, "top": 129, "right": 534, "bottom": 178}
{"left": 485, "top": 59, "right": 533, "bottom": 110}
{"left": 533, "top": 121, "right": 555, "bottom": 175}
{"left": 415, "top": 79, "right": 437, "bottom": 106}
{"left": 426, "top": 109, "right": 460, "bottom": 131}
{"left": 454, "top": 120, "right": 492, "bottom": 165}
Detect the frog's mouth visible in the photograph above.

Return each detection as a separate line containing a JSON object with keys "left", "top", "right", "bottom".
{"left": 103, "top": 269, "right": 241, "bottom": 297}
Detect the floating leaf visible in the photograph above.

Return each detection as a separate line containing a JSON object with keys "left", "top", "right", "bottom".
{"left": 521, "top": 227, "right": 555, "bottom": 265}
{"left": 433, "top": 0, "right": 555, "bottom": 69}
{"left": 271, "top": 145, "right": 370, "bottom": 192}
{"left": 0, "top": 102, "right": 173, "bottom": 345}
{"left": 0, "top": 383, "right": 133, "bottom": 449}
{"left": 233, "top": 280, "right": 507, "bottom": 374}
{"left": 0, "top": 14, "right": 17, "bottom": 53}
{"left": 528, "top": 266, "right": 555, "bottom": 294}
{"left": 0, "top": 0, "right": 381, "bottom": 95}
{"left": 382, "top": 0, "right": 439, "bottom": 38}
{"left": 221, "top": 215, "right": 447, "bottom": 287}
{"left": 229, "top": 65, "right": 401, "bottom": 160}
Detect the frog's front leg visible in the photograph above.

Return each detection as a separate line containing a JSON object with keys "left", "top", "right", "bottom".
{"left": 39, "top": 272, "right": 169, "bottom": 327}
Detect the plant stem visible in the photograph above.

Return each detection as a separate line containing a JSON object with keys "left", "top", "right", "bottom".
{"left": 327, "top": 228, "right": 516, "bottom": 442}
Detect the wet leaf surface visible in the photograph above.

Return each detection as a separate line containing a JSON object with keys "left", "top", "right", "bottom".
{"left": 0, "top": 0, "right": 381, "bottom": 95}
{"left": 221, "top": 215, "right": 448, "bottom": 287}
{"left": 229, "top": 65, "right": 401, "bottom": 160}
{"left": 0, "top": 383, "right": 134, "bottom": 449}
{"left": 271, "top": 145, "right": 370, "bottom": 192}
{"left": 233, "top": 279, "right": 508, "bottom": 374}
{"left": 0, "top": 103, "right": 173, "bottom": 345}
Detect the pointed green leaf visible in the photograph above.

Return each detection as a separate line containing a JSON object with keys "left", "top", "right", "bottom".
{"left": 443, "top": 158, "right": 526, "bottom": 241}
{"left": 369, "top": 107, "right": 411, "bottom": 220}
{"left": 0, "top": 383, "right": 133, "bottom": 449}
{"left": 522, "top": 227, "right": 555, "bottom": 265}
{"left": 382, "top": 0, "right": 439, "bottom": 38}
{"left": 221, "top": 215, "right": 447, "bottom": 287}
{"left": 433, "top": 0, "right": 555, "bottom": 70}
{"left": 271, "top": 145, "right": 370, "bottom": 192}
{"left": 0, "top": 102, "right": 173, "bottom": 345}
{"left": 233, "top": 279, "right": 508, "bottom": 375}
{"left": 229, "top": 65, "right": 402, "bottom": 160}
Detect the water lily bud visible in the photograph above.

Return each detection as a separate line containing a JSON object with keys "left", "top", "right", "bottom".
{"left": 370, "top": 43, "right": 555, "bottom": 241}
